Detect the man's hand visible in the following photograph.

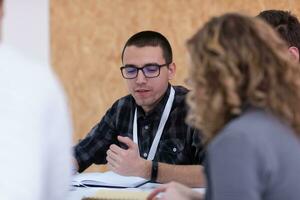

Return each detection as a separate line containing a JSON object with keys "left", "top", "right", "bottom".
{"left": 106, "top": 136, "right": 150, "bottom": 178}
{"left": 147, "top": 182, "right": 203, "bottom": 200}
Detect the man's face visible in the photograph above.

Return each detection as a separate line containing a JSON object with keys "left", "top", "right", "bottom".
{"left": 122, "top": 45, "right": 175, "bottom": 112}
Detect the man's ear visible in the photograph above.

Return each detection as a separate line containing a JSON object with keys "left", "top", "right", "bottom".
{"left": 168, "top": 62, "right": 176, "bottom": 80}
{"left": 288, "top": 46, "right": 299, "bottom": 61}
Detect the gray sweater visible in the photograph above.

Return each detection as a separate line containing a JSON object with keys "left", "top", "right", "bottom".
{"left": 205, "top": 107, "right": 300, "bottom": 200}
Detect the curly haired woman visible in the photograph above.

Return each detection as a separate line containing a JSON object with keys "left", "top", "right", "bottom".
{"left": 148, "top": 13, "right": 300, "bottom": 200}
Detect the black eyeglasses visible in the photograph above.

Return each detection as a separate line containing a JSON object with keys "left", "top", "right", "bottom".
{"left": 120, "top": 63, "right": 171, "bottom": 79}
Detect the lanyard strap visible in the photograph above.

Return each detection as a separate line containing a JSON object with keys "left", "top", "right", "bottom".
{"left": 133, "top": 87, "right": 175, "bottom": 160}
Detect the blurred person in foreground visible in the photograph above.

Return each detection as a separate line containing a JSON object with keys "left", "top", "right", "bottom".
{"left": 148, "top": 13, "right": 300, "bottom": 200}
{"left": 0, "top": 0, "right": 72, "bottom": 199}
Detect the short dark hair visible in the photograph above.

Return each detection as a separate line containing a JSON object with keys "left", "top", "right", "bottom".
{"left": 257, "top": 10, "right": 300, "bottom": 50}
{"left": 121, "top": 30, "right": 173, "bottom": 64}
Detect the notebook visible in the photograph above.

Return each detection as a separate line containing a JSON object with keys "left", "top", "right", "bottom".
{"left": 82, "top": 189, "right": 149, "bottom": 200}
{"left": 72, "top": 171, "right": 149, "bottom": 188}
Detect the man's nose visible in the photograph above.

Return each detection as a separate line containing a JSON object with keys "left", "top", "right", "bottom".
{"left": 136, "top": 70, "right": 147, "bottom": 84}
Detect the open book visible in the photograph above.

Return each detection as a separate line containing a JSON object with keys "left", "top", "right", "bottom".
{"left": 72, "top": 171, "right": 149, "bottom": 188}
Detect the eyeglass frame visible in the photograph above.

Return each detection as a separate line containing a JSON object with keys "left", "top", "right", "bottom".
{"left": 120, "top": 62, "right": 171, "bottom": 79}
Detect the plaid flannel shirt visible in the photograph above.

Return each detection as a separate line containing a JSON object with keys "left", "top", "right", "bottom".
{"left": 74, "top": 85, "right": 205, "bottom": 172}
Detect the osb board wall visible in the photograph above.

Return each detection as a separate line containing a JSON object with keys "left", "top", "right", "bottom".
{"left": 51, "top": 0, "right": 300, "bottom": 171}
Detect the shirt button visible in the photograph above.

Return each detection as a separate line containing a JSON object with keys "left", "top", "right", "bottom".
{"left": 143, "top": 153, "right": 148, "bottom": 158}
{"left": 144, "top": 125, "right": 149, "bottom": 130}
{"left": 173, "top": 147, "right": 177, "bottom": 152}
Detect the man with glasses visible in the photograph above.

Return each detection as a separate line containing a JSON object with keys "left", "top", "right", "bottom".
{"left": 73, "top": 31, "right": 205, "bottom": 187}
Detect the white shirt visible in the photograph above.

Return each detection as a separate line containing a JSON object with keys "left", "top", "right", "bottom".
{"left": 0, "top": 44, "right": 72, "bottom": 200}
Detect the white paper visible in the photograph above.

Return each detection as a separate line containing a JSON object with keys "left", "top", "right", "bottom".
{"left": 72, "top": 171, "right": 148, "bottom": 188}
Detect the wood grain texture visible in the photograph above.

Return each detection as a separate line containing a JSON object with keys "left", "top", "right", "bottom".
{"left": 51, "top": 0, "right": 300, "bottom": 171}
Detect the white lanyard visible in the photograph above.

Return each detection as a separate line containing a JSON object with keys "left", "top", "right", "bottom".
{"left": 133, "top": 87, "right": 175, "bottom": 161}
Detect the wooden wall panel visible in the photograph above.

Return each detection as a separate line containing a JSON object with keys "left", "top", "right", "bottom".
{"left": 51, "top": 0, "right": 300, "bottom": 171}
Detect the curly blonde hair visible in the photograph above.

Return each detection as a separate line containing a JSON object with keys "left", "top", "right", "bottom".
{"left": 186, "top": 13, "right": 300, "bottom": 142}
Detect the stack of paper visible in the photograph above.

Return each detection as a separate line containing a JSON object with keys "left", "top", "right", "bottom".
{"left": 72, "top": 171, "right": 149, "bottom": 188}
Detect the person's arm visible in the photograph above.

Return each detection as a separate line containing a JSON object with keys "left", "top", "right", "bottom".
{"left": 106, "top": 136, "right": 205, "bottom": 187}
{"left": 154, "top": 162, "right": 204, "bottom": 187}
{"left": 73, "top": 100, "right": 122, "bottom": 172}
{"left": 74, "top": 122, "right": 114, "bottom": 172}
{"left": 147, "top": 182, "right": 203, "bottom": 200}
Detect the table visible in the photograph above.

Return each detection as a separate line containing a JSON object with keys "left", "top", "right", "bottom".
{"left": 67, "top": 182, "right": 161, "bottom": 200}
{"left": 67, "top": 172, "right": 205, "bottom": 200}
{"left": 67, "top": 183, "right": 205, "bottom": 200}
